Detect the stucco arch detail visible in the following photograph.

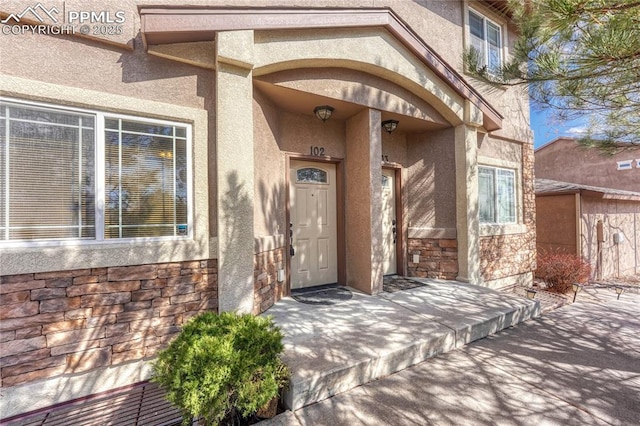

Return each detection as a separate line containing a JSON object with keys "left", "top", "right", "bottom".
{"left": 253, "top": 28, "right": 465, "bottom": 127}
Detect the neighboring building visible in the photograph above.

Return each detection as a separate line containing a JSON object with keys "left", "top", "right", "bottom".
{"left": 0, "top": 1, "right": 535, "bottom": 417}
{"left": 535, "top": 137, "right": 640, "bottom": 192}
{"left": 535, "top": 138, "right": 640, "bottom": 279}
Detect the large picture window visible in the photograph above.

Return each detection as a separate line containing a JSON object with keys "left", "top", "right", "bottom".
{"left": 469, "top": 9, "right": 502, "bottom": 73}
{"left": 0, "top": 100, "right": 190, "bottom": 243}
{"left": 479, "top": 166, "right": 516, "bottom": 224}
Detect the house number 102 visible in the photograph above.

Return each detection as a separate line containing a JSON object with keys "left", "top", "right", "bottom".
{"left": 310, "top": 146, "right": 325, "bottom": 156}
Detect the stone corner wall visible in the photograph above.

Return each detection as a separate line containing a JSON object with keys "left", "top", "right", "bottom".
{"left": 407, "top": 238, "right": 458, "bottom": 280}
{"left": 253, "top": 247, "right": 288, "bottom": 315}
{"left": 0, "top": 260, "right": 218, "bottom": 388}
{"left": 480, "top": 143, "right": 537, "bottom": 281}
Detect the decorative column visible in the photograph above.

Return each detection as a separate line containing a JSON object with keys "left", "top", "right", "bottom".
{"left": 345, "top": 109, "right": 384, "bottom": 294}
{"left": 216, "top": 31, "right": 256, "bottom": 312}
{"left": 454, "top": 100, "right": 482, "bottom": 284}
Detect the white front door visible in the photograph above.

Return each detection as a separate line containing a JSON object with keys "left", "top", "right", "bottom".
{"left": 382, "top": 168, "right": 397, "bottom": 275}
{"left": 289, "top": 160, "right": 338, "bottom": 289}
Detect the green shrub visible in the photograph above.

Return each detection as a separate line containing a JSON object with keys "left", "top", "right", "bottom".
{"left": 152, "top": 311, "right": 287, "bottom": 425}
{"left": 535, "top": 251, "right": 591, "bottom": 294}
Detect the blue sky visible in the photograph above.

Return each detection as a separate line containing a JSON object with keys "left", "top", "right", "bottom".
{"left": 530, "top": 107, "right": 589, "bottom": 149}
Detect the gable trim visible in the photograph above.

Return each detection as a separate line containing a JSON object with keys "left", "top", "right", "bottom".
{"left": 139, "top": 7, "right": 503, "bottom": 131}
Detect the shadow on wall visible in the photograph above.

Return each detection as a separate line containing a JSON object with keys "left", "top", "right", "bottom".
{"left": 257, "top": 179, "right": 286, "bottom": 240}
{"left": 405, "top": 129, "right": 457, "bottom": 232}
{"left": 118, "top": 33, "right": 212, "bottom": 99}
{"left": 219, "top": 171, "right": 253, "bottom": 310}
{"left": 582, "top": 211, "right": 640, "bottom": 279}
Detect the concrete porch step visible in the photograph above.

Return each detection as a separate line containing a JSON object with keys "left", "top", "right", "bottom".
{"left": 265, "top": 279, "right": 540, "bottom": 410}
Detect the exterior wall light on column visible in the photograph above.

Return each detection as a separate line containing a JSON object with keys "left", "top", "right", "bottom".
{"left": 615, "top": 286, "right": 624, "bottom": 300}
{"left": 382, "top": 119, "right": 399, "bottom": 134}
{"left": 314, "top": 105, "right": 334, "bottom": 122}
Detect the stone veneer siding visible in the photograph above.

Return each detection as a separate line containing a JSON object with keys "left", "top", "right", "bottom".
{"left": 480, "top": 143, "right": 537, "bottom": 281}
{"left": 0, "top": 260, "right": 217, "bottom": 388}
{"left": 407, "top": 238, "right": 458, "bottom": 280}
{"left": 253, "top": 247, "right": 287, "bottom": 315}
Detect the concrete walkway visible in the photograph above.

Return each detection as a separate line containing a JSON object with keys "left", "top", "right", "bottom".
{"left": 264, "top": 286, "right": 640, "bottom": 425}
{"left": 264, "top": 279, "right": 540, "bottom": 411}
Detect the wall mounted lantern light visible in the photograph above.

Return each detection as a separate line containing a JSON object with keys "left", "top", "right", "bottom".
{"left": 382, "top": 119, "right": 399, "bottom": 134}
{"left": 525, "top": 288, "right": 537, "bottom": 299}
{"left": 615, "top": 286, "right": 624, "bottom": 300}
{"left": 313, "top": 105, "right": 334, "bottom": 122}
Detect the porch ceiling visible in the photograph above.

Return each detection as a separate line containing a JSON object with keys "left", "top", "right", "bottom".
{"left": 138, "top": 7, "right": 503, "bottom": 132}
{"left": 254, "top": 80, "right": 448, "bottom": 133}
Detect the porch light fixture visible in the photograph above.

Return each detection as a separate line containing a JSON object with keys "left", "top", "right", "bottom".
{"left": 615, "top": 286, "right": 624, "bottom": 300}
{"left": 526, "top": 288, "right": 537, "bottom": 299}
{"left": 382, "top": 119, "right": 399, "bottom": 134}
{"left": 571, "top": 283, "right": 583, "bottom": 303}
{"left": 313, "top": 105, "right": 334, "bottom": 122}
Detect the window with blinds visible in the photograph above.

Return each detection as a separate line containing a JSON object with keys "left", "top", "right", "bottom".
{"left": 468, "top": 9, "right": 503, "bottom": 73}
{"left": 0, "top": 100, "right": 190, "bottom": 243}
{"left": 104, "top": 118, "right": 188, "bottom": 238}
{"left": 479, "top": 166, "right": 516, "bottom": 224}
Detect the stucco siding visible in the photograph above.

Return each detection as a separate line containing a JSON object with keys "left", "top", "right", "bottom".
{"left": 581, "top": 197, "right": 640, "bottom": 279}
{"left": 536, "top": 138, "right": 640, "bottom": 192}
{"left": 407, "top": 128, "right": 457, "bottom": 236}
{"left": 253, "top": 88, "right": 286, "bottom": 241}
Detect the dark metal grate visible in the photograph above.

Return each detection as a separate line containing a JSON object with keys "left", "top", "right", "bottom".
{"left": 1, "top": 381, "right": 185, "bottom": 426}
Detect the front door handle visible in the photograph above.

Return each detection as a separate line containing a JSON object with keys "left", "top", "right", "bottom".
{"left": 392, "top": 219, "right": 397, "bottom": 244}
{"left": 289, "top": 222, "right": 295, "bottom": 256}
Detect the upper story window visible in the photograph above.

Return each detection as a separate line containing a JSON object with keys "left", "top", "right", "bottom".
{"left": 469, "top": 9, "right": 503, "bottom": 73}
{"left": 0, "top": 99, "right": 191, "bottom": 244}
{"left": 479, "top": 166, "right": 516, "bottom": 224}
{"left": 616, "top": 160, "right": 633, "bottom": 170}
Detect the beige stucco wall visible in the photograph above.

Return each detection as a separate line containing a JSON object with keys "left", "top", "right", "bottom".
{"left": 406, "top": 128, "right": 457, "bottom": 238}
{"left": 581, "top": 197, "right": 640, "bottom": 279}
{"left": 536, "top": 138, "right": 640, "bottom": 192}
{"left": 0, "top": 27, "right": 211, "bottom": 110}
{"left": 253, "top": 88, "right": 286, "bottom": 244}
{"left": 478, "top": 135, "right": 522, "bottom": 165}
{"left": 345, "top": 109, "right": 384, "bottom": 294}
{"left": 255, "top": 68, "right": 449, "bottom": 128}
{"left": 1, "top": 0, "right": 531, "bottom": 137}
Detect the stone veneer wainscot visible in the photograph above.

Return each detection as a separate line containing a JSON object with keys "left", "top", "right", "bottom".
{"left": 480, "top": 143, "right": 537, "bottom": 282}
{"left": 253, "top": 247, "right": 287, "bottom": 315}
{"left": 0, "top": 260, "right": 217, "bottom": 387}
{"left": 407, "top": 238, "right": 459, "bottom": 280}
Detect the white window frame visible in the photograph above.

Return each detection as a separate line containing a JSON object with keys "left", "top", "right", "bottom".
{"left": 466, "top": 6, "right": 505, "bottom": 74}
{"left": 617, "top": 160, "right": 633, "bottom": 170}
{"left": 478, "top": 165, "right": 517, "bottom": 225}
{"left": 0, "top": 97, "right": 193, "bottom": 247}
